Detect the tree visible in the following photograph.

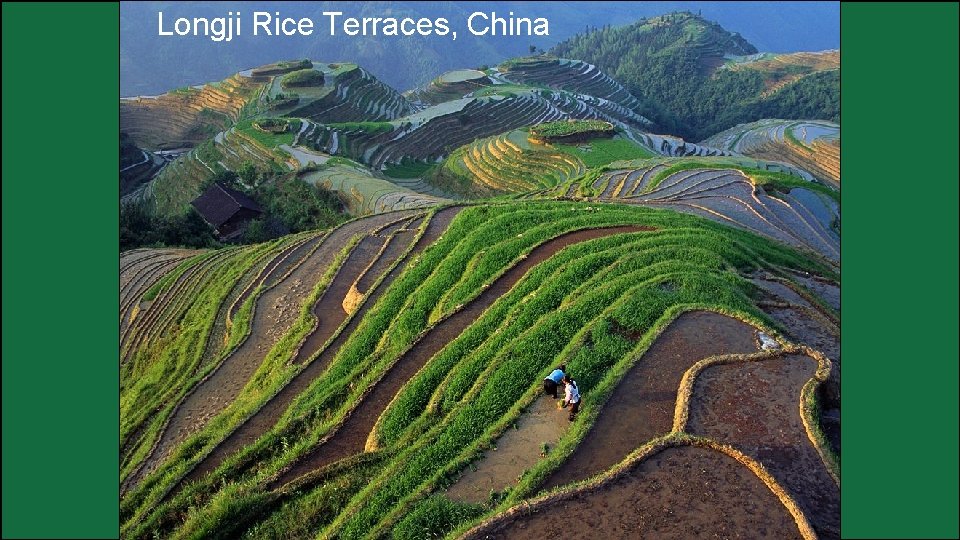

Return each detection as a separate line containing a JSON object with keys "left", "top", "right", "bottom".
{"left": 237, "top": 161, "right": 258, "bottom": 186}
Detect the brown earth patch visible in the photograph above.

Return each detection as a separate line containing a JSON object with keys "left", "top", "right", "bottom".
{"left": 687, "top": 354, "right": 839, "bottom": 539}
{"left": 467, "top": 445, "right": 803, "bottom": 540}
{"left": 541, "top": 311, "right": 760, "bottom": 491}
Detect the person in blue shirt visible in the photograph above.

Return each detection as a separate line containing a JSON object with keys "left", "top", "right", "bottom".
{"left": 543, "top": 364, "right": 566, "bottom": 398}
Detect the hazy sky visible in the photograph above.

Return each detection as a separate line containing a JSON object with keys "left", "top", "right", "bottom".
{"left": 122, "top": 2, "right": 839, "bottom": 95}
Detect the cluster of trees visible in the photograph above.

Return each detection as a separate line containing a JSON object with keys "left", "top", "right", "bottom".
{"left": 120, "top": 202, "right": 218, "bottom": 252}
{"left": 243, "top": 170, "right": 345, "bottom": 243}
{"left": 551, "top": 14, "right": 839, "bottom": 141}
{"left": 280, "top": 68, "right": 324, "bottom": 88}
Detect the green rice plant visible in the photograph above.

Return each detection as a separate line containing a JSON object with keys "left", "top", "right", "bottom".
{"left": 554, "top": 137, "right": 655, "bottom": 168}
{"left": 392, "top": 495, "right": 485, "bottom": 540}
{"left": 281, "top": 68, "right": 324, "bottom": 88}
{"left": 529, "top": 119, "right": 614, "bottom": 140}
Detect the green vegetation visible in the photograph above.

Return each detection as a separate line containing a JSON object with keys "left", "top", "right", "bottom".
{"left": 121, "top": 201, "right": 835, "bottom": 539}
{"left": 472, "top": 84, "right": 541, "bottom": 97}
{"left": 529, "top": 119, "right": 614, "bottom": 140}
{"left": 431, "top": 129, "right": 655, "bottom": 197}
{"left": 120, "top": 240, "right": 291, "bottom": 488}
{"left": 252, "top": 118, "right": 291, "bottom": 134}
{"left": 555, "top": 137, "right": 654, "bottom": 168}
{"left": 248, "top": 176, "right": 345, "bottom": 241}
{"left": 382, "top": 159, "right": 436, "bottom": 179}
{"left": 141, "top": 253, "right": 208, "bottom": 303}
{"left": 393, "top": 495, "right": 485, "bottom": 539}
{"left": 120, "top": 201, "right": 219, "bottom": 251}
{"left": 325, "top": 121, "right": 395, "bottom": 135}
{"left": 551, "top": 12, "right": 839, "bottom": 140}
{"left": 430, "top": 130, "right": 584, "bottom": 196}
{"left": 281, "top": 69, "right": 324, "bottom": 88}
{"left": 277, "top": 59, "right": 312, "bottom": 70}
{"left": 235, "top": 118, "right": 299, "bottom": 149}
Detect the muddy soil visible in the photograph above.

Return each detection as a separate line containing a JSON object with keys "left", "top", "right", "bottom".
{"left": 272, "top": 225, "right": 651, "bottom": 488}
{"left": 467, "top": 446, "right": 802, "bottom": 540}
{"left": 687, "top": 354, "right": 839, "bottom": 539}
{"left": 541, "top": 311, "right": 760, "bottom": 491}
{"left": 447, "top": 394, "right": 571, "bottom": 504}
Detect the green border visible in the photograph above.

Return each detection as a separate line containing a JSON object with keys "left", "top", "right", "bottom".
{"left": 1, "top": 2, "right": 958, "bottom": 539}
{"left": 2, "top": 2, "right": 119, "bottom": 539}
{"left": 842, "top": 2, "right": 958, "bottom": 538}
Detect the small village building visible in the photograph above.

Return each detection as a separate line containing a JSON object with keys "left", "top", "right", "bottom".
{"left": 190, "top": 182, "right": 263, "bottom": 241}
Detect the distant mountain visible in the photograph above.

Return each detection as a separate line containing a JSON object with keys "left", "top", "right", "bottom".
{"left": 121, "top": 2, "right": 839, "bottom": 97}
{"left": 551, "top": 12, "right": 840, "bottom": 140}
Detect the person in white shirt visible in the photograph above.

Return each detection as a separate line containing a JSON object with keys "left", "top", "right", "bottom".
{"left": 561, "top": 374, "right": 581, "bottom": 421}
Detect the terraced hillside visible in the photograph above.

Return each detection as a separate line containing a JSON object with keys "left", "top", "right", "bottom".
{"left": 121, "top": 60, "right": 430, "bottom": 225}
{"left": 703, "top": 119, "right": 841, "bottom": 187}
{"left": 265, "top": 62, "right": 414, "bottom": 122}
{"left": 542, "top": 156, "right": 840, "bottom": 262}
{"left": 302, "top": 84, "right": 653, "bottom": 171}
{"left": 496, "top": 56, "right": 649, "bottom": 119}
{"left": 405, "top": 69, "right": 493, "bottom": 108}
{"left": 133, "top": 127, "right": 287, "bottom": 215}
{"left": 119, "top": 201, "right": 839, "bottom": 540}
{"left": 300, "top": 163, "right": 448, "bottom": 215}
{"left": 120, "top": 74, "right": 263, "bottom": 150}
{"left": 722, "top": 50, "right": 841, "bottom": 97}
{"left": 431, "top": 125, "right": 659, "bottom": 197}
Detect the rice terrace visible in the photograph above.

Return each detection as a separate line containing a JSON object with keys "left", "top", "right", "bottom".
{"left": 120, "top": 9, "right": 841, "bottom": 540}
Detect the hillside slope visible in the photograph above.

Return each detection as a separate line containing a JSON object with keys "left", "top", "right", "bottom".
{"left": 551, "top": 12, "right": 840, "bottom": 140}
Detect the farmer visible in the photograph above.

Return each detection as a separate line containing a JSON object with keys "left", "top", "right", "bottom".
{"left": 561, "top": 374, "right": 581, "bottom": 421}
{"left": 543, "top": 364, "right": 566, "bottom": 398}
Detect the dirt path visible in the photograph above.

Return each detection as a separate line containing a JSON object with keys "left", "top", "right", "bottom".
{"left": 466, "top": 445, "right": 802, "bottom": 540}
{"left": 687, "top": 354, "right": 839, "bottom": 539}
{"left": 446, "top": 394, "right": 570, "bottom": 504}
{"left": 177, "top": 207, "right": 463, "bottom": 489}
{"left": 271, "top": 225, "right": 650, "bottom": 488}
{"left": 541, "top": 311, "right": 761, "bottom": 491}
{"left": 122, "top": 211, "right": 417, "bottom": 494}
